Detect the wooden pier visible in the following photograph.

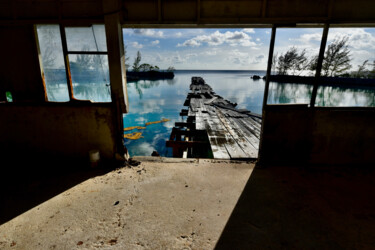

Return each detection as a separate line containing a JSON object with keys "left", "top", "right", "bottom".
{"left": 166, "top": 77, "right": 262, "bottom": 160}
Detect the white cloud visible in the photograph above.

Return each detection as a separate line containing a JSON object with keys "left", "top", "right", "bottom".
{"left": 131, "top": 41, "right": 143, "bottom": 49}
{"left": 256, "top": 38, "right": 261, "bottom": 42}
{"left": 242, "top": 28, "right": 255, "bottom": 33}
{"left": 175, "top": 32, "right": 182, "bottom": 37}
{"left": 252, "top": 54, "right": 265, "bottom": 64}
{"left": 328, "top": 28, "right": 375, "bottom": 50}
{"left": 177, "top": 30, "right": 258, "bottom": 47}
{"left": 133, "top": 29, "right": 164, "bottom": 38}
{"left": 151, "top": 40, "right": 160, "bottom": 45}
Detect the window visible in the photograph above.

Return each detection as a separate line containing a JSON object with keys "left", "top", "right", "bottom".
{"left": 36, "top": 24, "right": 111, "bottom": 102}
{"left": 267, "top": 28, "right": 323, "bottom": 105}
{"left": 315, "top": 28, "right": 375, "bottom": 107}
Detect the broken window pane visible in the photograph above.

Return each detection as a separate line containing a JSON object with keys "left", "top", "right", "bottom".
{"left": 36, "top": 25, "right": 69, "bottom": 102}
{"left": 65, "top": 25, "right": 107, "bottom": 52}
{"left": 315, "top": 27, "right": 375, "bottom": 107}
{"left": 69, "top": 54, "right": 111, "bottom": 102}
{"left": 268, "top": 28, "right": 323, "bottom": 105}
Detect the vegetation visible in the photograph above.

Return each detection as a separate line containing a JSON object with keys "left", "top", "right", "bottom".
{"left": 130, "top": 50, "right": 175, "bottom": 72}
{"left": 273, "top": 36, "right": 373, "bottom": 79}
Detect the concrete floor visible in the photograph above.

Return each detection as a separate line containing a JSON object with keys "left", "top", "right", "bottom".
{"left": 1, "top": 158, "right": 375, "bottom": 249}
{"left": 0, "top": 157, "right": 254, "bottom": 249}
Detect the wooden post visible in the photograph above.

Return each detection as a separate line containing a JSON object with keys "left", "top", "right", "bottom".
{"left": 104, "top": 13, "right": 128, "bottom": 113}
{"left": 257, "top": 25, "right": 276, "bottom": 167}
{"left": 59, "top": 24, "right": 75, "bottom": 101}
{"left": 262, "top": 25, "right": 276, "bottom": 110}
{"left": 310, "top": 24, "right": 329, "bottom": 107}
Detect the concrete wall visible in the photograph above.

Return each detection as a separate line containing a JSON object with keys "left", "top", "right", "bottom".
{"left": 0, "top": 103, "right": 117, "bottom": 164}
{"left": 0, "top": 25, "right": 121, "bottom": 166}
{"left": 259, "top": 105, "right": 375, "bottom": 166}
{"left": 0, "top": 25, "right": 46, "bottom": 102}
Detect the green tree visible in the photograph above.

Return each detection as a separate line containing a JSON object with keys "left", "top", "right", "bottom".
{"left": 167, "top": 66, "right": 175, "bottom": 72}
{"left": 276, "top": 47, "right": 308, "bottom": 75}
{"left": 353, "top": 60, "right": 369, "bottom": 78}
{"left": 124, "top": 45, "right": 130, "bottom": 70}
{"left": 321, "top": 36, "right": 352, "bottom": 77}
{"left": 132, "top": 51, "right": 142, "bottom": 72}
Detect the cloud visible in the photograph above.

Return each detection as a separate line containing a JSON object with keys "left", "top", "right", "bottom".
{"left": 177, "top": 30, "right": 258, "bottom": 47}
{"left": 175, "top": 32, "right": 182, "bottom": 37}
{"left": 328, "top": 28, "right": 375, "bottom": 50}
{"left": 242, "top": 28, "right": 255, "bottom": 33}
{"left": 131, "top": 41, "right": 143, "bottom": 49}
{"left": 252, "top": 54, "right": 265, "bottom": 64}
{"left": 151, "top": 40, "right": 160, "bottom": 45}
{"left": 133, "top": 29, "right": 164, "bottom": 38}
{"left": 293, "top": 33, "right": 322, "bottom": 44}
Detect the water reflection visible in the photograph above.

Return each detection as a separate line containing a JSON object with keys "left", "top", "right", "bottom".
{"left": 316, "top": 85, "right": 375, "bottom": 107}
{"left": 43, "top": 70, "right": 375, "bottom": 157}
{"left": 268, "top": 82, "right": 313, "bottom": 104}
{"left": 73, "top": 83, "right": 111, "bottom": 102}
{"left": 267, "top": 81, "right": 375, "bottom": 107}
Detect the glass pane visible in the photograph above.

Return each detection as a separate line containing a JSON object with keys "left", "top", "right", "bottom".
{"left": 65, "top": 25, "right": 107, "bottom": 52}
{"left": 316, "top": 28, "right": 375, "bottom": 107}
{"left": 268, "top": 28, "right": 323, "bottom": 104}
{"left": 69, "top": 54, "right": 111, "bottom": 102}
{"left": 36, "top": 25, "right": 70, "bottom": 102}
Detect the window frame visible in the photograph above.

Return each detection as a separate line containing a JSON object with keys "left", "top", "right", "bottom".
{"left": 35, "top": 24, "right": 111, "bottom": 103}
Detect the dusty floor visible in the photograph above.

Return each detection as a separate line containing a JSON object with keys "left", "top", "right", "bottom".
{"left": 1, "top": 158, "right": 375, "bottom": 249}
{"left": 0, "top": 157, "right": 254, "bottom": 249}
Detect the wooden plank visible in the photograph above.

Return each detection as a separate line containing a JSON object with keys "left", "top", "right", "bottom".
{"left": 216, "top": 109, "right": 258, "bottom": 158}
{"left": 229, "top": 117, "right": 260, "bottom": 151}
{"left": 235, "top": 118, "right": 261, "bottom": 140}
{"left": 200, "top": 113, "right": 230, "bottom": 159}
{"left": 205, "top": 110, "right": 248, "bottom": 159}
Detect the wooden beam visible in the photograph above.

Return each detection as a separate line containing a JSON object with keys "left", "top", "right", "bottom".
{"left": 261, "top": 0, "right": 268, "bottom": 18}
{"left": 262, "top": 25, "right": 276, "bottom": 110}
{"left": 310, "top": 24, "right": 329, "bottom": 107}
{"left": 59, "top": 24, "right": 75, "bottom": 101}
{"left": 104, "top": 13, "right": 128, "bottom": 113}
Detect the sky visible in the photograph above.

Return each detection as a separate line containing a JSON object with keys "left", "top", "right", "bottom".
{"left": 123, "top": 27, "right": 375, "bottom": 71}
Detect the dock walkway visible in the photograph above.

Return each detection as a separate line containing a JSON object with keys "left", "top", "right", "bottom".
{"left": 167, "top": 77, "right": 262, "bottom": 160}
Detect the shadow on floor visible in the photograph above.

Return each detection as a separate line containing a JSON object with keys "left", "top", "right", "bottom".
{"left": 0, "top": 160, "right": 116, "bottom": 225}
{"left": 215, "top": 165, "right": 375, "bottom": 249}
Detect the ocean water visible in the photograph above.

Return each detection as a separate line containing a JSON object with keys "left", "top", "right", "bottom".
{"left": 43, "top": 69, "right": 375, "bottom": 157}
{"left": 123, "top": 70, "right": 375, "bottom": 157}
{"left": 122, "top": 70, "right": 267, "bottom": 157}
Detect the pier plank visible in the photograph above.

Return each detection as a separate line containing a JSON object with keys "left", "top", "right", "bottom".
{"left": 169, "top": 76, "right": 262, "bottom": 160}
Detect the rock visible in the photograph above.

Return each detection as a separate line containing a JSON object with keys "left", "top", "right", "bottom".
{"left": 128, "top": 158, "right": 141, "bottom": 167}
{"left": 114, "top": 201, "right": 119, "bottom": 206}
{"left": 151, "top": 151, "right": 160, "bottom": 157}
{"left": 251, "top": 75, "right": 261, "bottom": 80}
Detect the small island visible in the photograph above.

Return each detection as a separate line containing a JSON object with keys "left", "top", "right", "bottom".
{"left": 126, "top": 51, "right": 175, "bottom": 82}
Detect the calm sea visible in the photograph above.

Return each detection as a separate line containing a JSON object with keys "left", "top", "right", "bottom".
{"left": 44, "top": 69, "right": 375, "bottom": 157}
{"left": 123, "top": 70, "right": 375, "bottom": 157}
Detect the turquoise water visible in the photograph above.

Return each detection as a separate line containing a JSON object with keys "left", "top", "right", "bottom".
{"left": 123, "top": 70, "right": 267, "bottom": 157}
{"left": 123, "top": 70, "right": 375, "bottom": 157}
{"left": 43, "top": 69, "right": 375, "bottom": 157}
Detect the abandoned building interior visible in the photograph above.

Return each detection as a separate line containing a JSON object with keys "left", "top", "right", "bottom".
{"left": 0, "top": 0, "right": 375, "bottom": 248}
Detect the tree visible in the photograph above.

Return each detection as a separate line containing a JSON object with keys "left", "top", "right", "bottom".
{"left": 167, "top": 66, "right": 175, "bottom": 72}
{"left": 321, "top": 36, "right": 351, "bottom": 77}
{"left": 354, "top": 60, "right": 369, "bottom": 78}
{"left": 132, "top": 51, "right": 142, "bottom": 72}
{"left": 276, "top": 47, "right": 308, "bottom": 75}
{"left": 124, "top": 45, "right": 130, "bottom": 70}
{"left": 370, "top": 60, "right": 375, "bottom": 79}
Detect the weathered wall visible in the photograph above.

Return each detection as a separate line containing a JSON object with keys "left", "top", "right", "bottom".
{"left": 259, "top": 105, "right": 375, "bottom": 165}
{"left": 0, "top": 103, "right": 117, "bottom": 164}
{"left": 0, "top": 25, "right": 45, "bottom": 102}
